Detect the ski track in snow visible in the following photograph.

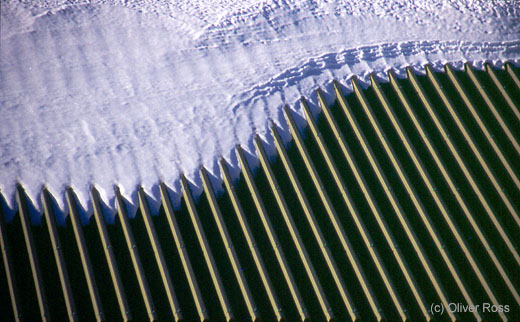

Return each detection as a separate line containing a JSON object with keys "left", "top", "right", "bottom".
{"left": 1, "top": 0, "right": 519, "bottom": 223}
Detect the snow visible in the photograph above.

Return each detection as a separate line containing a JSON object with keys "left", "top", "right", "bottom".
{"left": 1, "top": 0, "right": 519, "bottom": 222}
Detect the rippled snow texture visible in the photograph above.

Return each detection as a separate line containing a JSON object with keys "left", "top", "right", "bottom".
{"left": 1, "top": 0, "right": 520, "bottom": 219}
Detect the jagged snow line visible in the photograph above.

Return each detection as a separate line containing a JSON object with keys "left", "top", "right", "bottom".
{"left": 229, "top": 40, "right": 520, "bottom": 111}
{"left": 1, "top": 53, "right": 519, "bottom": 225}
{"left": 1, "top": 0, "right": 519, "bottom": 223}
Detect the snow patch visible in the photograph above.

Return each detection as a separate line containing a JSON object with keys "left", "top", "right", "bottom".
{"left": 1, "top": 0, "right": 519, "bottom": 222}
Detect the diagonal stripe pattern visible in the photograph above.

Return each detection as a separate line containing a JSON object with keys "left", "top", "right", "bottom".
{"left": 1, "top": 63, "right": 519, "bottom": 321}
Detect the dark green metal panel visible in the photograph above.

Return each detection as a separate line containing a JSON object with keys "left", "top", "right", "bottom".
{"left": 1, "top": 63, "right": 519, "bottom": 321}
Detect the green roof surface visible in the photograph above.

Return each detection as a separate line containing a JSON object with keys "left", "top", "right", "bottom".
{"left": 1, "top": 63, "right": 519, "bottom": 321}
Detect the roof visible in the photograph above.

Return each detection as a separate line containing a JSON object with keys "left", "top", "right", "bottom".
{"left": 1, "top": 62, "right": 519, "bottom": 321}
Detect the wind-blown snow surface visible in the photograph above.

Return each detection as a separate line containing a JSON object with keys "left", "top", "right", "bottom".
{"left": 1, "top": 0, "right": 520, "bottom": 221}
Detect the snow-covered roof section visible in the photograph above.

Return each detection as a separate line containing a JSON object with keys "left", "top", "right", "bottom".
{"left": 1, "top": 0, "right": 519, "bottom": 218}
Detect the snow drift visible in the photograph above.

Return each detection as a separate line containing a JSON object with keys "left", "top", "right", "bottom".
{"left": 1, "top": 0, "right": 519, "bottom": 222}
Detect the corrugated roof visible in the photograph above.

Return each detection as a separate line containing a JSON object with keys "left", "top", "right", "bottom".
{"left": 1, "top": 62, "right": 519, "bottom": 321}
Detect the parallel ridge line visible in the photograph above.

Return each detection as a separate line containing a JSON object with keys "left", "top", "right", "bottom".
{"left": 42, "top": 187, "right": 78, "bottom": 322}
{"left": 446, "top": 65, "right": 520, "bottom": 197}
{"left": 219, "top": 159, "right": 284, "bottom": 322}
{"left": 181, "top": 175, "right": 234, "bottom": 322}
{"left": 200, "top": 167, "right": 259, "bottom": 322}
{"left": 236, "top": 145, "right": 309, "bottom": 321}
{"left": 16, "top": 186, "right": 51, "bottom": 322}
{"left": 368, "top": 74, "right": 457, "bottom": 321}
{"left": 486, "top": 63, "right": 520, "bottom": 123}
{"left": 282, "top": 103, "right": 384, "bottom": 321}
{"left": 506, "top": 62, "right": 520, "bottom": 89}
{"left": 270, "top": 123, "right": 359, "bottom": 322}
{"left": 138, "top": 187, "right": 183, "bottom": 321}
{"left": 65, "top": 187, "right": 105, "bottom": 322}
{"left": 312, "top": 90, "right": 408, "bottom": 320}
{"left": 443, "top": 66, "right": 520, "bottom": 302}
{"left": 0, "top": 190, "right": 22, "bottom": 322}
{"left": 426, "top": 65, "right": 520, "bottom": 240}
{"left": 160, "top": 182, "right": 209, "bottom": 322}
{"left": 387, "top": 69, "right": 483, "bottom": 322}
{"left": 90, "top": 187, "right": 131, "bottom": 322}
{"left": 466, "top": 64, "right": 520, "bottom": 159}
{"left": 408, "top": 67, "right": 506, "bottom": 321}
{"left": 115, "top": 186, "right": 157, "bottom": 321}
{"left": 334, "top": 79, "right": 429, "bottom": 320}
{"left": 255, "top": 136, "right": 333, "bottom": 321}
